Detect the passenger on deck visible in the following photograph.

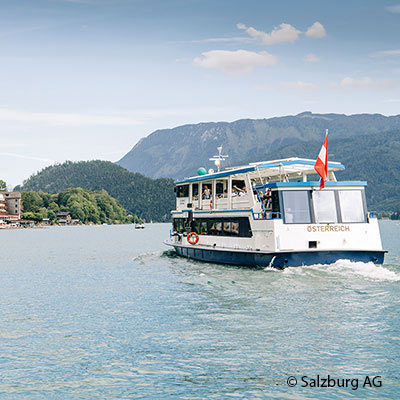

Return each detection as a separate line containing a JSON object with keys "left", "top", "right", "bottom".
{"left": 233, "top": 185, "right": 246, "bottom": 196}
{"left": 262, "top": 188, "right": 272, "bottom": 209}
{"left": 202, "top": 185, "right": 211, "bottom": 199}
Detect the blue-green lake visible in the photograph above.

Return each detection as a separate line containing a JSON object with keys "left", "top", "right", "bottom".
{"left": 0, "top": 221, "right": 399, "bottom": 399}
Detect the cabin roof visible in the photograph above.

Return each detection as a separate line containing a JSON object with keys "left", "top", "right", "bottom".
{"left": 175, "top": 158, "right": 345, "bottom": 184}
{"left": 262, "top": 181, "right": 367, "bottom": 188}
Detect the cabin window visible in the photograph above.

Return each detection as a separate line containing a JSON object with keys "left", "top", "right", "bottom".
{"left": 194, "top": 219, "right": 207, "bottom": 234}
{"left": 216, "top": 180, "right": 227, "bottom": 198}
{"left": 312, "top": 190, "right": 338, "bottom": 223}
{"left": 192, "top": 217, "right": 252, "bottom": 237}
{"left": 173, "top": 218, "right": 185, "bottom": 233}
{"left": 338, "top": 190, "right": 366, "bottom": 223}
{"left": 271, "top": 190, "right": 280, "bottom": 217}
{"left": 192, "top": 183, "right": 199, "bottom": 199}
{"left": 176, "top": 185, "right": 189, "bottom": 198}
{"left": 223, "top": 221, "right": 231, "bottom": 234}
{"left": 209, "top": 221, "right": 223, "bottom": 236}
{"left": 230, "top": 221, "right": 240, "bottom": 235}
{"left": 232, "top": 180, "right": 246, "bottom": 196}
{"left": 282, "top": 190, "right": 311, "bottom": 224}
{"left": 223, "top": 221, "right": 240, "bottom": 236}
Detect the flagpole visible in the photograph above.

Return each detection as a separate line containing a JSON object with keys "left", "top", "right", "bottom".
{"left": 314, "top": 130, "right": 329, "bottom": 190}
{"left": 325, "top": 129, "right": 328, "bottom": 182}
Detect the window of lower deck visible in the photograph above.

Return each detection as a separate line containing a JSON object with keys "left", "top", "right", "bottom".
{"left": 194, "top": 219, "right": 207, "bottom": 234}
{"left": 312, "top": 190, "right": 338, "bottom": 223}
{"left": 192, "top": 218, "right": 251, "bottom": 237}
{"left": 282, "top": 190, "right": 311, "bottom": 224}
{"left": 338, "top": 190, "right": 366, "bottom": 223}
{"left": 209, "top": 221, "right": 223, "bottom": 235}
{"left": 176, "top": 185, "right": 189, "bottom": 198}
{"left": 173, "top": 218, "right": 185, "bottom": 233}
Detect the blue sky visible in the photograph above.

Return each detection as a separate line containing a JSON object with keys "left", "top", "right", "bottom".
{"left": 1, "top": 0, "right": 400, "bottom": 186}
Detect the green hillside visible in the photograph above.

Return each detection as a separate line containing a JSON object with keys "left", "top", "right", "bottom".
{"left": 21, "top": 188, "right": 135, "bottom": 224}
{"left": 15, "top": 161, "right": 175, "bottom": 222}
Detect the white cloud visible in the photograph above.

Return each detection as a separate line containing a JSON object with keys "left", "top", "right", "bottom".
{"left": 282, "top": 81, "right": 317, "bottom": 91}
{"left": 334, "top": 77, "right": 394, "bottom": 89}
{"left": 194, "top": 49, "right": 277, "bottom": 74}
{"left": 304, "top": 53, "right": 320, "bottom": 63}
{"left": 371, "top": 49, "right": 400, "bottom": 57}
{"left": 237, "top": 22, "right": 302, "bottom": 45}
{"left": 305, "top": 22, "right": 326, "bottom": 39}
{"left": 386, "top": 4, "right": 400, "bottom": 13}
{"left": 190, "top": 21, "right": 327, "bottom": 47}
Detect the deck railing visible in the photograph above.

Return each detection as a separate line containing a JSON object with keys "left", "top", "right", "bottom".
{"left": 252, "top": 211, "right": 282, "bottom": 220}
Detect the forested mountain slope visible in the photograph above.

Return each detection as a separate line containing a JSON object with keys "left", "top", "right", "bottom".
{"left": 15, "top": 161, "right": 175, "bottom": 222}
{"left": 118, "top": 112, "right": 400, "bottom": 180}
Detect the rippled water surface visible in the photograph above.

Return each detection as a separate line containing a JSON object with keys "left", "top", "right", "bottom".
{"left": 0, "top": 221, "right": 399, "bottom": 399}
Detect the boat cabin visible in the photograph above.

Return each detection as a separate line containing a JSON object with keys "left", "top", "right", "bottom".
{"left": 173, "top": 157, "right": 368, "bottom": 224}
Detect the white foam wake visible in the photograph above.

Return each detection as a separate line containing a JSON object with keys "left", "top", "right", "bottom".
{"left": 280, "top": 260, "right": 400, "bottom": 282}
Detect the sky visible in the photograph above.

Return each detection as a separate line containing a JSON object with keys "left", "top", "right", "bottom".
{"left": 1, "top": 0, "right": 400, "bottom": 187}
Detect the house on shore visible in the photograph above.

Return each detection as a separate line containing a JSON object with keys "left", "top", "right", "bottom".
{"left": 0, "top": 192, "right": 20, "bottom": 225}
{"left": 56, "top": 212, "right": 72, "bottom": 225}
{"left": 4, "top": 192, "right": 22, "bottom": 217}
{"left": 20, "top": 220, "right": 35, "bottom": 228}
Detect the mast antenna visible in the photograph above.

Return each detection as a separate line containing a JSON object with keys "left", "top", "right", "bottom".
{"left": 209, "top": 146, "right": 229, "bottom": 172}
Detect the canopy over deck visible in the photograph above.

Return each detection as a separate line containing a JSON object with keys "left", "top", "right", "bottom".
{"left": 175, "top": 158, "right": 345, "bottom": 184}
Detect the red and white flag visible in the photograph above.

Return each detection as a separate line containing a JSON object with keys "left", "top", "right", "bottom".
{"left": 314, "top": 130, "right": 328, "bottom": 189}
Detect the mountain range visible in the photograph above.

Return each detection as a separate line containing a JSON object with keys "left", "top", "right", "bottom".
{"left": 117, "top": 112, "right": 400, "bottom": 180}
{"left": 17, "top": 112, "right": 400, "bottom": 217}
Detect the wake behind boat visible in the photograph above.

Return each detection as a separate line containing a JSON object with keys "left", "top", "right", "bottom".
{"left": 165, "top": 140, "right": 386, "bottom": 268}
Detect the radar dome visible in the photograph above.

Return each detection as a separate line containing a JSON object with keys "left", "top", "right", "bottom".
{"left": 197, "top": 167, "right": 207, "bottom": 175}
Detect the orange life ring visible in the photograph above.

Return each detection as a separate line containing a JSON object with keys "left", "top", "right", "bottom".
{"left": 187, "top": 232, "right": 199, "bottom": 245}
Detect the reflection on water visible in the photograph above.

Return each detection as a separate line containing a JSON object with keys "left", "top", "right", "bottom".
{"left": 0, "top": 221, "right": 399, "bottom": 399}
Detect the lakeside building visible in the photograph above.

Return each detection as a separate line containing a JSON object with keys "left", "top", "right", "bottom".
{"left": 0, "top": 192, "right": 20, "bottom": 225}
{"left": 56, "top": 212, "right": 72, "bottom": 225}
{"left": 4, "top": 192, "right": 22, "bottom": 217}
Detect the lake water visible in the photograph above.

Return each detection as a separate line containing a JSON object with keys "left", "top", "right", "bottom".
{"left": 0, "top": 221, "right": 399, "bottom": 399}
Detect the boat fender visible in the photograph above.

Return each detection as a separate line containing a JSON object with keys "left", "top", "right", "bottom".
{"left": 187, "top": 232, "right": 199, "bottom": 245}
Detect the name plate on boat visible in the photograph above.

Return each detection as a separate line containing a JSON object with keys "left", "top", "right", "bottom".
{"left": 307, "top": 225, "right": 350, "bottom": 232}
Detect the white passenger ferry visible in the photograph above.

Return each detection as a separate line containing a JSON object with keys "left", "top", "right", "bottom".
{"left": 165, "top": 149, "right": 386, "bottom": 268}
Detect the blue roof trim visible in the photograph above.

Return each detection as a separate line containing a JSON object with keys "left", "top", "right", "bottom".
{"left": 175, "top": 159, "right": 345, "bottom": 184}
{"left": 172, "top": 209, "right": 252, "bottom": 215}
{"left": 175, "top": 166, "right": 256, "bottom": 184}
{"left": 264, "top": 181, "right": 367, "bottom": 188}
{"left": 194, "top": 209, "right": 252, "bottom": 214}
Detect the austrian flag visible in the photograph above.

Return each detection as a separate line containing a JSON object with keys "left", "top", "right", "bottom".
{"left": 314, "top": 131, "right": 328, "bottom": 189}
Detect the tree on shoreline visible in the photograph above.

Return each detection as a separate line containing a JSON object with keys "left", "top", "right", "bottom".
{"left": 21, "top": 188, "right": 139, "bottom": 225}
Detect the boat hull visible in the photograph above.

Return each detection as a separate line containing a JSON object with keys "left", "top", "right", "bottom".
{"left": 170, "top": 244, "right": 385, "bottom": 268}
